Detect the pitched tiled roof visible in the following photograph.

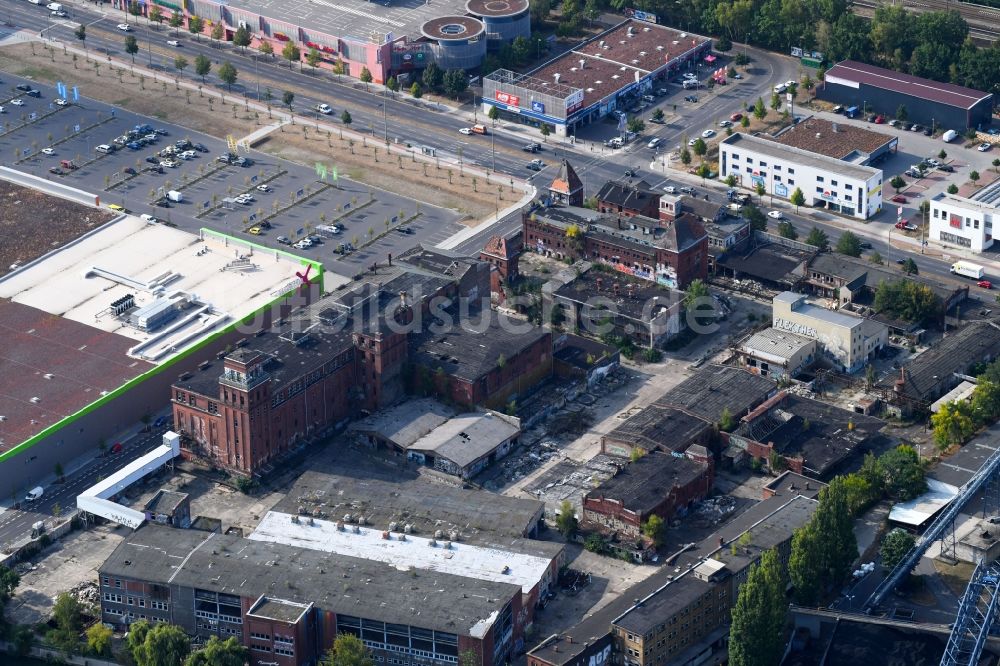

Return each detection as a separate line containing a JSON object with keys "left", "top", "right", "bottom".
{"left": 549, "top": 159, "right": 583, "bottom": 195}
{"left": 596, "top": 179, "right": 657, "bottom": 210}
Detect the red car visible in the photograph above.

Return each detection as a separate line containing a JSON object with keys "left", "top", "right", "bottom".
{"left": 895, "top": 220, "right": 917, "bottom": 231}
{"left": 110, "top": 442, "right": 124, "bottom": 454}
{"left": 874, "top": 115, "right": 886, "bottom": 124}
{"left": 730, "top": 112, "right": 743, "bottom": 121}
{"left": 891, "top": 195, "right": 907, "bottom": 203}
{"left": 978, "top": 280, "right": 993, "bottom": 289}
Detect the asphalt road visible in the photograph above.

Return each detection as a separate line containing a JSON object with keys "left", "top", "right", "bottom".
{"left": 0, "top": 426, "right": 167, "bottom": 550}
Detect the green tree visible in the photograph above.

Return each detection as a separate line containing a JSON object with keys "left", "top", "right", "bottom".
{"left": 743, "top": 204, "right": 767, "bottom": 232}
{"left": 259, "top": 40, "right": 273, "bottom": 57}
{"left": 194, "top": 54, "right": 211, "bottom": 82}
{"left": 282, "top": 90, "right": 295, "bottom": 111}
{"left": 233, "top": 24, "right": 251, "bottom": 52}
{"left": 970, "top": 170, "right": 980, "bottom": 186}
{"left": 680, "top": 146, "right": 692, "bottom": 166}
{"left": 174, "top": 55, "right": 188, "bottom": 73}
{"left": 422, "top": 62, "right": 443, "bottom": 92}
{"left": 879, "top": 445, "right": 926, "bottom": 501}
{"left": 135, "top": 622, "right": 191, "bottom": 666}
{"left": 642, "top": 514, "right": 665, "bottom": 547}
{"left": 777, "top": 220, "right": 798, "bottom": 240}
{"left": 488, "top": 104, "right": 500, "bottom": 124}
{"left": 755, "top": 182, "right": 766, "bottom": 202}
{"left": 443, "top": 69, "right": 468, "bottom": 99}
{"left": 805, "top": 227, "right": 830, "bottom": 250}
{"left": 753, "top": 97, "right": 767, "bottom": 120}
{"left": 184, "top": 636, "right": 248, "bottom": 666}
{"left": 725, "top": 174, "right": 737, "bottom": 187}
{"left": 187, "top": 15, "right": 204, "bottom": 39}
{"left": 890, "top": 175, "right": 906, "bottom": 193}
{"left": 719, "top": 406, "right": 736, "bottom": 432}
{"left": 947, "top": 183, "right": 959, "bottom": 195}
{"left": 835, "top": 230, "right": 863, "bottom": 257}
{"left": 282, "top": 41, "right": 301, "bottom": 70}
{"left": 210, "top": 21, "right": 225, "bottom": 43}
{"left": 874, "top": 280, "right": 940, "bottom": 323}
{"left": 931, "top": 400, "right": 977, "bottom": 450}
{"left": 715, "top": 34, "right": 732, "bottom": 51}
{"left": 696, "top": 163, "right": 711, "bottom": 183}
{"left": 627, "top": 117, "right": 645, "bottom": 134}
{"left": 127, "top": 620, "right": 151, "bottom": 662}
{"left": 359, "top": 66, "right": 373, "bottom": 91}
{"left": 790, "top": 187, "right": 805, "bottom": 212}
{"left": 541, "top": 124, "right": 551, "bottom": 141}
{"left": 49, "top": 592, "right": 83, "bottom": 652}
{"left": 692, "top": 137, "right": 707, "bottom": 158}
{"left": 87, "top": 624, "right": 113, "bottom": 656}
{"left": 74, "top": 24, "right": 87, "bottom": 53}
{"left": 386, "top": 76, "right": 400, "bottom": 93}
{"left": 410, "top": 82, "right": 422, "bottom": 98}
{"left": 789, "top": 478, "right": 857, "bottom": 605}
{"left": 900, "top": 258, "right": 919, "bottom": 275}
{"left": 306, "top": 47, "right": 322, "bottom": 71}
{"left": 869, "top": 251, "right": 884, "bottom": 265}
{"left": 149, "top": 6, "right": 163, "bottom": 26}
{"left": 556, "top": 500, "right": 577, "bottom": 538}
{"left": 880, "top": 528, "right": 916, "bottom": 570}
{"left": 729, "top": 548, "right": 787, "bottom": 666}
{"left": 895, "top": 104, "right": 908, "bottom": 122}
{"left": 741, "top": 114, "right": 750, "bottom": 129}
{"left": 789, "top": 523, "right": 824, "bottom": 605}
{"left": 169, "top": 12, "right": 183, "bottom": 34}
{"left": 971, "top": 380, "right": 1000, "bottom": 423}
{"left": 770, "top": 91, "right": 782, "bottom": 113}
{"left": 341, "top": 110, "right": 352, "bottom": 126}
{"left": 0, "top": 564, "right": 20, "bottom": 606}
{"left": 124, "top": 35, "right": 139, "bottom": 63}
{"left": 217, "top": 61, "right": 238, "bottom": 91}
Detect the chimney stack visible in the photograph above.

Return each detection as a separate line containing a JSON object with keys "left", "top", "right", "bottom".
{"left": 554, "top": 72, "right": 561, "bottom": 84}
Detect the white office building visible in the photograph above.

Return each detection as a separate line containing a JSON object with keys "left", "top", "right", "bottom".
{"left": 718, "top": 133, "right": 884, "bottom": 220}
{"left": 929, "top": 192, "right": 995, "bottom": 253}
{"left": 772, "top": 291, "right": 888, "bottom": 373}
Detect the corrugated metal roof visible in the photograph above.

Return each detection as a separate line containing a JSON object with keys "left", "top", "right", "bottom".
{"left": 825, "top": 60, "right": 992, "bottom": 110}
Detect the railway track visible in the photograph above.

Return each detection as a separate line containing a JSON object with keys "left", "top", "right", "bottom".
{"left": 853, "top": 0, "right": 1000, "bottom": 43}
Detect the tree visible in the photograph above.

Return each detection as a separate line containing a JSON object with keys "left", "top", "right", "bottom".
{"left": 259, "top": 40, "right": 273, "bottom": 57}
{"left": 880, "top": 528, "right": 916, "bottom": 570}
{"left": 556, "top": 500, "right": 577, "bottom": 538}
{"left": 184, "top": 636, "right": 248, "bottom": 666}
{"left": 743, "top": 204, "right": 767, "bottom": 232}
{"left": 652, "top": 108, "right": 664, "bottom": 122}
{"left": 777, "top": 220, "right": 798, "bottom": 240}
{"left": 217, "top": 61, "right": 238, "bottom": 91}
{"left": 233, "top": 25, "right": 251, "bottom": 52}
{"left": 87, "top": 624, "right": 113, "bottom": 656}
{"left": 386, "top": 76, "right": 400, "bottom": 93}
{"left": 729, "top": 548, "right": 786, "bottom": 666}
{"left": 194, "top": 54, "right": 211, "bottom": 82}
{"left": 323, "top": 634, "right": 374, "bottom": 666}
{"left": 410, "top": 82, "right": 422, "bottom": 98}
{"left": 341, "top": 110, "right": 352, "bottom": 126}
{"left": 879, "top": 445, "right": 926, "bottom": 501}
{"left": 642, "top": 514, "right": 665, "bottom": 547}
{"left": 692, "top": 137, "right": 707, "bottom": 158}
{"left": 900, "top": 258, "right": 919, "bottom": 275}
{"left": 725, "top": 174, "right": 737, "bottom": 187}
{"left": 770, "top": 91, "right": 782, "bottom": 113}
{"left": 124, "top": 35, "right": 139, "bottom": 63}
{"left": 754, "top": 182, "right": 766, "bottom": 202}
{"left": 947, "top": 183, "right": 959, "bottom": 195}
{"left": 169, "top": 12, "right": 183, "bottom": 35}
{"left": 187, "top": 15, "right": 204, "bottom": 39}
{"left": 874, "top": 280, "right": 940, "bottom": 324}
{"left": 127, "top": 620, "right": 151, "bottom": 662}
{"left": 719, "top": 407, "right": 736, "bottom": 432}
{"left": 174, "top": 55, "right": 188, "bottom": 73}
{"left": 869, "top": 251, "right": 884, "bottom": 265}
{"left": 835, "top": 230, "right": 863, "bottom": 257}
{"left": 50, "top": 592, "right": 83, "bottom": 652}
{"left": 443, "top": 69, "right": 468, "bottom": 99}
{"left": 487, "top": 104, "right": 500, "bottom": 124}
{"left": 805, "top": 227, "right": 829, "bottom": 250}
{"left": 74, "top": 24, "right": 87, "bottom": 52}
{"left": 789, "top": 523, "right": 824, "bottom": 605}
{"left": 895, "top": 104, "right": 908, "bottom": 122}
{"left": 890, "top": 175, "right": 906, "bottom": 193}
{"left": 135, "top": 622, "right": 191, "bottom": 666}
{"left": 541, "top": 124, "right": 551, "bottom": 141}
{"left": 0, "top": 564, "right": 20, "bottom": 606}
{"left": 753, "top": 96, "right": 767, "bottom": 120}
{"left": 627, "top": 117, "right": 645, "bottom": 134}
{"left": 210, "top": 21, "right": 225, "bottom": 43}
{"left": 970, "top": 170, "right": 981, "bottom": 186}
{"left": 715, "top": 34, "right": 732, "bottom": 52}
{"left": 679, "top": 146, "right": 692, "bottom": 166}
{"left": 741, "top": 114, "right": 750, "bottom": 129}
{"left": 359, "top": 66, "right": 373, "bottom": 91}
{"left": 790, "top": 187, "right": 805, "bottom": 212}
{"left": 993, "top": 158, "right": 1000, "bottom": 174}
{"left": 696, "top": 163, "right": 711, "bottom": 183}
{"left": 971, "top": 380, "right": 1000, "bottom": 424}
{"left": 932, "top": 400, "right": 977, "bottom": 450}
{"left": 282, "top": 41, "right": 301, "bottom": 70}
{"left": 282, "top": 90, "right": 295, "bottom": 111}
{"left": 422, "top": 62, "right": 443, "bottom": 92}
{"left": 789, "top": 478, "right": 857, "bottom": 605}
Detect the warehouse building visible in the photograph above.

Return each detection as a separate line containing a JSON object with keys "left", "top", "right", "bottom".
{"left": 100, "top": 525, "right": 526, "bottom": 666}
{"left": 483, "top": 19, "right": 711, "bottom": 136}
{"left": 719, "top": 133, "right": 884, "bottom": 220}
{"left": 818, "top": 60, "right": 994, "bottom": 132}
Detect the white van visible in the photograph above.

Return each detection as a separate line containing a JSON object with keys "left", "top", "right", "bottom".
{"left": 95, "top": 144, "right": 114, "bottom": 154}
{"left": 942, "top": 129, "right": 958, "bottom": 143}
{"left": 682, "top": 80, "right": 700, "bottom": 90}
{"left": 167, "top": 190, "right": 183, "bottom": 203}
{"left": 25, "top": 486, "right": 44, "bottom": 502}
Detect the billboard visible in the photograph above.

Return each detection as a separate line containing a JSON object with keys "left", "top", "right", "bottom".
{"left": 495, "top": 90, "right": 520, "bottom": 107}
{"left": 624, "top": 8, "right": 657, "bottom": 23}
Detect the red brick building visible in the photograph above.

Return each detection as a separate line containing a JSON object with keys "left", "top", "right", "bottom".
{"left": 173, "top": 251, "right": 553, "bottom": 475}
{"left": 481, "top": 232, "right": 522, "bottom": 304}
{"left": 595, "top": 179, "right": 661, "bottom": 219}
{"left": 523, "top": 202, "right": 708, "bottom": 288}
{"left": 583, "top": 448, "right": 714, "bottom": 540}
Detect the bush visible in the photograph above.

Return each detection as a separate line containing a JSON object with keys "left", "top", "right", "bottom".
{"left": 233, "top": 476, "right": 258, "bottom": 494}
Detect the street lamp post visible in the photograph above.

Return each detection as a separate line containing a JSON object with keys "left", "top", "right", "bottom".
{"left": 491, "top": 129, "right": 496, "bottom": 172}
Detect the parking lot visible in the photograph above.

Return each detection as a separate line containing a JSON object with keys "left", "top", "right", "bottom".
{"left": 0, "top": 73, "right": 462, "bottom": 276}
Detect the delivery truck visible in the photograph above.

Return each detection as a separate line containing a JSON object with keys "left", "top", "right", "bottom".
{"left": 942, "top": 129, "right": 958, "bottom": 143}
{"left": 951, "top": 260, "right": 985, "bottom": 280}
{"left": 167, "top": 190, "right": 183, "bottom": 203}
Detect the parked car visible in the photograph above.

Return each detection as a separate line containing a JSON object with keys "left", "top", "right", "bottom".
{"left": 624, "top": 168, "right": 637, "bottom": 177}
{"left": 938, "top": 164, "right": 955, "bottom": 172}
{"left": 316, "top": 103, "right": 333, "bottom": 115}
{"left": 54, "top": 98, "right": 68, "bottom": 106}
{"left": 526, "top": 162, "right": 542, "bottom": 171}
{"left": 978, "top": 280, "right": 993, "bottom": 289}
{"left": 730, "top": 113, "right": 743, "bottom": 121}
{"left": 684, "top": 95, "right": 698, "bottom": 103}
{"left": 276, "top": 236, "right": 291, "bottom": 245}
{"left": 978, "top": 143, "right": 992, "bottom": 152}
{"left": 680, "top": 186, "right": 696, "bottom": 195}
{"left": 167, "top": 39, "right": 180, "bottom": 46}
{"left": 663, "top": 185, "right": 678, "bottom": 194}
{"left": 701, "top": 129, "right": 716, "bottom": 138}
{"left": 718, "top": 120, "right": 732, "bottom": 128}
{"left": 41, "top": 147, "right": 54, "bottom": 155}
{"left": 874, "top": 115, "right": 886, "bottom": 124}
{"left": 891, "top": 195, "right": 907, "bottom": 203}
{"left": 767, "top": 210, "right": 784, "bottom": 220}
{"left": 10, "top": 98, "right": 24, "bottom": 106}
{"left": 256, "top": 184, "right": 271, "bottom": 193}
{"left": 117, "top": 23, "right": 131, "bottom": 31}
